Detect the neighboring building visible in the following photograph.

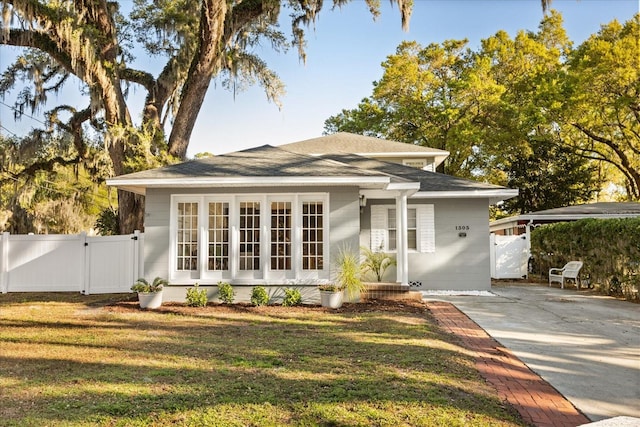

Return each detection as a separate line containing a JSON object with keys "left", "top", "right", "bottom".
{"left": 490, "top": 202, "right": 640, "bottom": 236}
{"left": 107, "top": 133, "right": 517, "bottom": 301}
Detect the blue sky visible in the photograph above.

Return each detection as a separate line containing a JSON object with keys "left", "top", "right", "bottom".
{"left": 0, "top": 0, "right": 638, "bottom": 157}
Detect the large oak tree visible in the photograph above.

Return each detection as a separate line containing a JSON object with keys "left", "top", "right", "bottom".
{"left": 0, "top": 0, "right": 412, "bottom": 233}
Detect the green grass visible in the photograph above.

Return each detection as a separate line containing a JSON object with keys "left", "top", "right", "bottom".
{"left": 0, "top": 293, "right": 525, "bottom": 426}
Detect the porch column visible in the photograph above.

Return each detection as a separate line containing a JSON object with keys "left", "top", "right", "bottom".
{"left": 395, "top": 192, "right": 409, "bottom": 286}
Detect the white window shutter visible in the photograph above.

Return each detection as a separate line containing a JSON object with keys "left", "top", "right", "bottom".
{"left": 370, "top": 205, "right": 387, "bottom": 251}
{"left": 418, "top": 204, "right": 435, "bottom": 253}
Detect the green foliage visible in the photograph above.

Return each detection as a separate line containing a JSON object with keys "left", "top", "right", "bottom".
{"left": 360, "top": 245, "right": 397, "bottom": 282}
{"left": 217, "top": 282, "right": 234, "bottom": 304}
{"left": 564, "top": 15, "right": 640, "bottom": 199}
{"left": 324, "top": 11, "right": 635, "bottom": 212}
{"left": 335, "top": 247, "right": 365, "bottom": 301}
{"left": 186, "top": 283, "right": 208, "bottom": 307}
{"left": 531, "top": 218, "right": 640, "bottom": 299}
{"left": 318, "top": 284, "right": 342, "bottom": 292}
{"left": 250, "top": 286, "right": 270, "bottom": 306}
{"left": 95, "top": 207, "right": 120, "bottom": 236}
{"left": 281, "top": 288, "right": 303, "bottom": 307}
{"left": 131, "top": 277, "right": 168, "bottom": 293}
{"left": 1, "top": 0, "right": 413, "bottom": 233}
{"left": 0, "top": 133, "right": 115, "bottom": 234}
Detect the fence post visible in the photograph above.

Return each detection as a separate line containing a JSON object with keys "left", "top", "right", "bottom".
{"left": 80, "top": 232, "right": 89, "bottom": 295}
{"left": 1, "top": 232, "right": 8, "bottom": 293}
{"left": 132, "top": 230, "right": 141, "bottom": 284}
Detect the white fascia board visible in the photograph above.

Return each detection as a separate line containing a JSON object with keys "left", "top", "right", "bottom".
{"left": 385, "top": 182, "right": 421, "bottom": 191}
{"left": 412, "top": 189, "right": 519, "bottom": 203}
{"left": 106, "top": 176, "right": 391, "bottom": 194}
{"left": 359, "top": 151, "right": 450, "bottom": 158}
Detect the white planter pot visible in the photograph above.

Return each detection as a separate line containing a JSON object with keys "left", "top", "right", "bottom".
{"left": 319, "top": 290, "right": 343, "bottom": 309}
{"left": 137, "top": 291, "right": 163, "bottom": 309}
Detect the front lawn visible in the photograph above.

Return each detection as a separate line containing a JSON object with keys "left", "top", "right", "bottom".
{"left": 0, "top": 293, "right": 524, "bottom": 426}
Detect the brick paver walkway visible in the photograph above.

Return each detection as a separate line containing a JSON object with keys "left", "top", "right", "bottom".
{"left": 428, "top": 301, "right": 591, "bottom": 427}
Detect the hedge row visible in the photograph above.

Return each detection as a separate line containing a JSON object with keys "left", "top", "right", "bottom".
{"left": 531, "top": 217, "right": 640, "bottom": 298}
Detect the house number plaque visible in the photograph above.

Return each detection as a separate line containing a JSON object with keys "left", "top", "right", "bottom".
{"left": 455, "top": 225, "right": 470, "bottom": 230}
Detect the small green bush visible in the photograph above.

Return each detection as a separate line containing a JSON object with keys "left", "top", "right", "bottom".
{"left": 282, "top": 288, "right": 302, "bottom": 307}
{"left": 217, "top": 282, "right": 234, "bottom": 304}
{"left": 251, "top": 286, "right": 269, "bottom": 306}
{"left": 186, "top": 283, "right": 208, "bottom": 307}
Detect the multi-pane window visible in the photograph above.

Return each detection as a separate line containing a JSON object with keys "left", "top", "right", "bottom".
{"left": 177, "top": 202, "right": 198, "bottom": 270}
{"left": 302, "top": 202, "right": 324, "bottom": 270}
{"left": 208, "top": 202, "right": 229, "bottom": 271}
{"left": 387, "top": 208, "right": 417, "bottom": 251}
{"left": 271, "top": 201, "right": 292, "bottom": 270}
{"left": 371, "top": 205, "right": 434, "bottom": 253}
{"left": 239, "top": 201, "right": 261, "bottom": 270}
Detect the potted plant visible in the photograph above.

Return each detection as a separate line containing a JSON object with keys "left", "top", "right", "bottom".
{"left": 131, "top": 277, "right": 168, "bottom": 309}
{"left": 318, "top": 247, "right": 365, "bottom": 308}
{"left": 318, "top": 283, "right": 344, "bottom": 308}
{"left": 336, "top": 248, "right": 365, "bottom": 302}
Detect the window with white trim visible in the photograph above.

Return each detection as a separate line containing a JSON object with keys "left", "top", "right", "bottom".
{"left": 177, "top": 202, "right": 198, "bottom": 270}
{"left": 371, "top": 204, "right": 435, "bottom": 253}
{"left": 239, "top": 201, "right": 261, "bottom": 271}
{"left": 302, "top": 201, "right": 324, "bottom": 270}
{"left": 207, "top": 202, "right": 229, "bottom": 271}
{"left": 387, "top": 208, "right": 417, "bottom": 251}
{"left": 170, "top": 194, "right": 328, "bottom": 281}
{"left": 271, "top": 201, "right": 292, "bottom": 270}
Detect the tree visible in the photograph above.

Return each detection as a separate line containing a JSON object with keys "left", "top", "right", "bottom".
{"left": 0, "top": 132, "right": 113, "bottom": 233}
{"left": 0, "top": 0, "right": 413, "bottom": 233}
{"left": 325, "top": 39, "right": 499, "bottom": 178}
{"left": 325, "top": 10, "right": 600, "bottom": 214}
{"left": 562, "top": 15, "right": 640, "bottom": 200}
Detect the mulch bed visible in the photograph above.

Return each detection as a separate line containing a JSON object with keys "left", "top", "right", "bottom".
{"left": 106, "top": 298, "right": 431, "bottom": 316}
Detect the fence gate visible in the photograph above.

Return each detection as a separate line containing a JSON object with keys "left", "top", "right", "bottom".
{"left": 1, "top": 231, "right": 143, "bottom": 294}
{"left": 490, "top": 234, "right": 529, "bottom": 279}
{"left": 85, "top": 232, "right": 143, "bottom": 294}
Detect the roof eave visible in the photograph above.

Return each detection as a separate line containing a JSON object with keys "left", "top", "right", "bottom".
{"left": 106, "top": 176, "right": 393, "bottom": 195}
{"left": 412, "top": 189, "right": 519, "bottom": 204}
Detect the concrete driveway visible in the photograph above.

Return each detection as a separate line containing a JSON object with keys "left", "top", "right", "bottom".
{"left": 423, "top": 283, "right": 640, "bottom": 422}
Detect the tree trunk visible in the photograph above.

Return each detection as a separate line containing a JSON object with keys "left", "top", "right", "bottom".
{"left": 168, "top": 0, "right": 228, "bottom": 160}
{"left": 118, "top": 190, "right": 145, "bottom": 234}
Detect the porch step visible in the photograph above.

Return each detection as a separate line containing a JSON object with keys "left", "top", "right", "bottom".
{"left": 362, "top": 283, "right": 423, "bottom": 301}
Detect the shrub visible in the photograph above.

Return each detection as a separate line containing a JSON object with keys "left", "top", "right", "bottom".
{"left": 186, "top": 283, "right": 208, "bottom": 307}
{"left": 217, "top": 282, "right": 234, "bottom": 304}
{"left": 251, "top": 286, "right": 269, "bottom": 306}
{"left": 531, "top": 217, "right": 640, "bottom": 298}
{"left": 282, "top": 288, "right": 302, "bottom": 307}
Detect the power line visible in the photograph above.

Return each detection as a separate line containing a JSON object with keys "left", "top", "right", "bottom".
{"left": 0, "top": 100, "right": 48, "bottom": 126}
{"left": 0, "top": 124, "right": 18, "bottom": 137}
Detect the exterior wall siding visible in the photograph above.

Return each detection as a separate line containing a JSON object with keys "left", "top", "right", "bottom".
{"left": 360, "top": 198, "right": 491, "bottom": 290}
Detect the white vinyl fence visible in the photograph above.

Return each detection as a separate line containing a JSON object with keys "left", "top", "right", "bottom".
{"left": 490, "top": 233, "right": 530, "bottom": 279}
{"left": 0, "top": 231, "right": 144, "bottom": 294}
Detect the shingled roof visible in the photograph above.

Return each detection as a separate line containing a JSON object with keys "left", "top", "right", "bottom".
{"left": 322, "top": 153, "right": 515, "bottom": 202}
{"left": 280, "top": 132, "right": 449, "bottom": 167}
{"left": 108, "top": 143, "right": 516, "bottom": 204}
{"left": 107, "top": 145, "right": 412, "bottom": 195}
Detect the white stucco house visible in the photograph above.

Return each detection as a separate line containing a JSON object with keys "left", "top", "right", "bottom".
{"left": 107, "top": 132, "right": 517, "bottom": 301}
